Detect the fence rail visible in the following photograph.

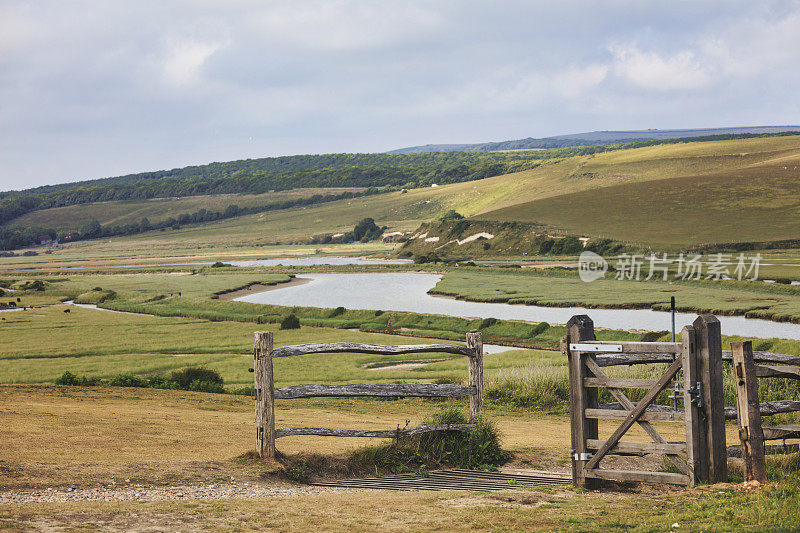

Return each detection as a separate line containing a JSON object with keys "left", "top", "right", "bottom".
{"left": 254, "top": 330, "right": 484, "bottom": 458}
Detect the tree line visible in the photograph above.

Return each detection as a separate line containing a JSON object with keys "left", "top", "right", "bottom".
{"left": 0, "top": 189, "right": 379, "bottom": 250}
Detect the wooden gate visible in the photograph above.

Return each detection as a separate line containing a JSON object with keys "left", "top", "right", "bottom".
{"left": 564, "top": 315, "right": 727, "bottom": 487}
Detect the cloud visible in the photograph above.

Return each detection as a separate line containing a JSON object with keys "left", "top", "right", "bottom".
{"left": 609, "top": 44, "right": 712, "bottom": 91}
{"left": 160, "top": 40, "right": 225, "bottom": 86}
{"left": 2, "top": 1, "right": 800, "bottom": 189}
{"left": 553, "top": 64, "right": 609, "bottom": 98}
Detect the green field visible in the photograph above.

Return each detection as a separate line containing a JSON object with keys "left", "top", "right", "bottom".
{"left": 7, "top": 188, "right": 365, "bottom": 231}
{"left": 479, "top": 156, "right": 800, "bottom": 246}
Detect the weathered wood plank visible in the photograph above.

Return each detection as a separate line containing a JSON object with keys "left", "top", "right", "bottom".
{"left": 762, "top": 424, "right": 800, "bottom": 441}
{"left": 271, "top": 342, "right": 473, "bottom": 358}
{"left": 584, "top": 357, "right": 689, "bottom": 475}
{"left": 583, "top": 377, "right": 659, "bottom": 389}
{"left": 755, "top": 365, "right": 800, "bottom": 380}
{"left": 254, "top": 331, "right": 275, "bottom": 458}
{"left": 586, "top": 439, "right": 687, "bottom": 455}
{"left": 595, "top": 353, "right": 675, "bottom": 367}
{"left": 683, "top": 325, "right": 705, "bottom": 485}
{"left": 588, "top": 407, "right": 685, "bottom": 422}
{"left": 566, "top": 315, "right": 599, "bottom": 489}
{"left": 584, "top": 469, "right": 690, "bottom": 485}
{"left": 728, "top": 443, "right": 799, "bottom": 457}
{"left": 732, "top": 341, "right": 767, "bottom": 483}
{"left": 694, "top": 315, "right": 727, "bottom": 483}
{"left": 724, "top": 400, "right": 800, "bottom": 420}
{"left": 586, "top": 341, "right": 681, "bottom": 354}
{"left": 274, "top": 424, "right": 475, "bottom": 439}
{"left": 274, "top": 383, "right": 476, "bottom": 399}
{"left": 584, "top": 357, "right": 683, "bottom": 470}
{"left": 596, "top": 350, "right": 800, "bottom": 368}
{"left": 466, "top": 330, "right": 483, "bottom": 421}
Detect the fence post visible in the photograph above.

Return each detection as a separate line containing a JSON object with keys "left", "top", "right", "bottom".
{"left": 693, "top": 315, "right": 727, "bottom": 483}
{"left": 682, "top": 325, "right": 705, "bottom": 485}
{"left": 466, "top": 330, "right": 483, "bottom": 422}
{"left": 565, "top": 315, "right": 599, "bottom": 490}
{"left": 731, "top": 341, "right": 767, "bottom": 483}
{"left": 254, "top": 331, "right": 275, "bottom": 458}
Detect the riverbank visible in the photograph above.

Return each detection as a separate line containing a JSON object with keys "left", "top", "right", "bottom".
{"left": 218, "top": 277, "right": 312, "bottom": 300}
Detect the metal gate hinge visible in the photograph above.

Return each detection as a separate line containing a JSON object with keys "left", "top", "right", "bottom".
{"left": 572, "top": 452, "right": 593, "bottom": 461}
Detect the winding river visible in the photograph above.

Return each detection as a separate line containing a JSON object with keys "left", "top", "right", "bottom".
{"left": 235, "top": 272, "right": 800, "bottom": 340}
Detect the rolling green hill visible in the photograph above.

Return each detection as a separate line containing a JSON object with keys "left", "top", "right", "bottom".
{"left": 5, "top": 133, "right": 800, "bottom": 254}
{"left": 477, "top": 146, "right": 800, "bottom": 247}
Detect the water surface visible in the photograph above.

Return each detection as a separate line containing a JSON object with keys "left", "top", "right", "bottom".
{"left": 236, "top": 272, "right": 800, "bottom": 340}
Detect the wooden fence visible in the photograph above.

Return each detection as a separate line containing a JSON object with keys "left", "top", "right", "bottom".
{"left": 729, "top": 340, "right": 800, "bottom": 482}
{"left": 567, "top": 313, "right": 800, "bottom": 488}
{"left": 253, "top": 330, "right": 484, "bottom": 458}
{"left": 565, "top": 314, "right": 728, "bottom": 487}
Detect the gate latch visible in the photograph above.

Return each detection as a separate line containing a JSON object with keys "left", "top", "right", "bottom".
{"left": 688, "top": 381, "right": 703, "bottom": 408}
{"left": 668, "top": 381, "right": 704, "bottom": 412}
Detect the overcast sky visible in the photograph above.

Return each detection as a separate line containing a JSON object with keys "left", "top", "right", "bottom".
{"left": 2, "top": 1, "right": 800, "bottom": 191}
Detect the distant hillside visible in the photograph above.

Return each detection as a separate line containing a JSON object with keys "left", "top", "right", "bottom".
{"left": 388, "top": 125, "right": 800, "bottom": 153}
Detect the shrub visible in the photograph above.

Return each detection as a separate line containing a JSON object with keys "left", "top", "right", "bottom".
{"left": 329, "top": 306, "right": 346, "bottom": 317}
{"left": 374, "top": 310, "right": 384, "bottom": 316}
{"left": 169, "top": 367, "right": 224, "bottom": 390}
{"left": 479, "top": 317, "right": 498, "bottom": 330}
{"left": 211, "top": 261, "right": 231, "bottom": 268}
{"left": 482, "top": 242, "right": 491, "bottom": 250}
{"left": 347, "top": 407, "right": 508, "bottom": 475}
{"left": 92, "top": 287, "right": 103, "bottom": 291}
{"left": 640, "top": 330, "right": 669, "bottom": 342}
{"left": 439, "top": 210, "right": 464, "bottom": 221}
{"left": 108, "top": 373, "right": 148, "bottom": 388}
{"left": 186, "top": 380, "right": 226, "bottom": 393}
{"left": 281, "top": 314, "right": 301, "bottom": 330}
{"left": 530, "top": 322, "right": 550, "bottom": 337}
{"left": 54, "top": 371, "right": 100, "bottom": 386}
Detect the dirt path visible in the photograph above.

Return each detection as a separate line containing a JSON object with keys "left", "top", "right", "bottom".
{"left": 0, "top": 481, "right": 359, "bottom": 504}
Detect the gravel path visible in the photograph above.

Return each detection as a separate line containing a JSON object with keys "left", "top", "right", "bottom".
{"left": 0, "top": 482, "right": 361, "bottom": 504}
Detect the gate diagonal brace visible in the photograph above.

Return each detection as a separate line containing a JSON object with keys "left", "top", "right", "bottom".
{"left": 584, "top": 358, "right": 689, "bottom": 474}
{"left": 584, "top": 358, "right": 688, "bottom": 473}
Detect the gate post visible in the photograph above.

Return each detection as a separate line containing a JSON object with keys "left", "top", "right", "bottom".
{"left": 466, "top": 330, "right": 483, "bottom": 421}
{"left": 565, "top": 315, "right": 599, "bottom": 489}
{"left": 693, "top": 315, "right": 727, "bottom": 483}
{"left": 682, "top": 325, "right": 705, "bottom": 485}
{"left": 254, "top": 331, "right": 275, "bottom": 458}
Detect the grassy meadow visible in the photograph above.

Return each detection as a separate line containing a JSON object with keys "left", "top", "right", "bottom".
{"left": 431, "top": 268, "right": 800, "bottom": 323}
{"left": 0, "top": 384, "right": 798, "bottom": 531}
{"left": 480, "top": 157, "right": 800, "bottom": 246}
{"left": 9, "top": 188, "right": 366, "bottom": 231}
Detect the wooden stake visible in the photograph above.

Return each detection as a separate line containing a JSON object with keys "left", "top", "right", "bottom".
{"left": 254, "top": 331, "right": 275, "bottom": 458}
{"left": 682, "top": 325, "right": 705, "bottom": 486}
{"left": 731, "top": 341, "right": 767, "bottom": 483}
{"left": 566, "top": 315, "right": 599, "bottom": 489}
{"left": 466, "top": 330, "right": 483, "bottom": 422}
{"left": 693, "top": 315, "right": 727, "bottom": 483}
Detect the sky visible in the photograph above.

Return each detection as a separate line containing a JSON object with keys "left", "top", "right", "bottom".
{"left": 2, "top": 1, "right": 800, "bottom": 191}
